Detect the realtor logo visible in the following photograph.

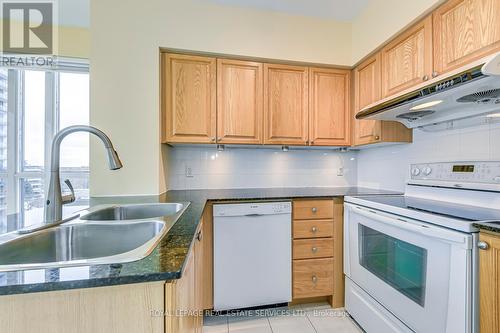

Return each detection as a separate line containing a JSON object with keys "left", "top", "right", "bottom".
{"left": 2, "top": 1, "right": 54, "bottom": 54}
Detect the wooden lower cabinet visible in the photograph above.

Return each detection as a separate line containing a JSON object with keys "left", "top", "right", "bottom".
{"left": 166, "top": 249, "right": 198, "bottom": 333}
{"left": 479, "top": 232, "right": 500, "bottom": 333}
{"left": 291, "top": 198, "right": 344, "bottom": 308}
{"left": 0, "top": 282, "right": 166, "bottom": 333}
{"left": 166, "top": 221, "right": 205, "bottom": 333}
{"left": 293, "top": 238, "right": 334, "bottom": 260}
{"left": 293, "top": 258, "right": 334, "bottom": 298}
{"left": 0, "top": 221, "right": 207, "bottom": 333}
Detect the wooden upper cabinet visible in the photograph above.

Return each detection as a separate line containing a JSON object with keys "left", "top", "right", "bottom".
{"left": 353, "top": 54, "right": 382, "bottom": 146}
{"left": 433, "top": 0, "right": 500, "bottom": 75}
{"left": 309, "top": 68, "right": 350, "bottom": 146}
{"left": 479, "top": 232, "right": 500, "bottom": 333}
{"left": 381, "top": 16, "right": 433, "bottom": 98}
{"left": 162, "top": 53, "right": 216, "bottom": 144}
{"left": 264, "top": 63, "right": 309, "bottom": 145}
{"left": 353, "top": 54, "right": 413, "bottom": 146}
{"left": 217, "top": 59, "right": 263, "bottom": 144}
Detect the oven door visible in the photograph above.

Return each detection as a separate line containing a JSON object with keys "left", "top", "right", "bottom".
{"left": 344, "top": 203, "right": 473, "bottom": 333}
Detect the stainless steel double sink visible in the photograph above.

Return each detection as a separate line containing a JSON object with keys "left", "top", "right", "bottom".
{"left": 0, "top": 202, "right": 190, "bottom": 272}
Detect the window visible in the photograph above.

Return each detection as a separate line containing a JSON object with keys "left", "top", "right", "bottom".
{"left": 0, "top": 61, "right": 89, "bottom": 232}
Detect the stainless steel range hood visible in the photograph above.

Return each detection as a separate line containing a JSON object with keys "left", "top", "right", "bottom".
{"left": 356, "top": 53, "right": 500, "bottom": 128}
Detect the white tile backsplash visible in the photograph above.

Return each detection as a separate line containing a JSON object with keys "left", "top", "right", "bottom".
{"left": 357, "top": 122, "right": 500, "bottom": 191}
{"left": 167, "top": 147, "right": 357, "bottom": 190}
{"left": 166, "top": 123, "right": 498, "bottom": 191}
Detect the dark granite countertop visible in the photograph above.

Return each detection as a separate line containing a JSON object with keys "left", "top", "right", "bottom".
{"left": 0, "top": 187, "right": 399, "bottom": 296}
{"left": 473, "top": 222, "right": 500, "bottom": 234}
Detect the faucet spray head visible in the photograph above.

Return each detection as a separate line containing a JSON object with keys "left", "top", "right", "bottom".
{"left": 106, "top": 147, "right": 123, "bottom": 170}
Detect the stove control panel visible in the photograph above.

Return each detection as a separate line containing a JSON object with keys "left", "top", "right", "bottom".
{"left": 410, "top": 161, "right": 500, "bottom": 184}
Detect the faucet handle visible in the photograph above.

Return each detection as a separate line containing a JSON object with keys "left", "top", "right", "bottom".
{"left": 62, "top": 179, "right": 76, "bottom": 204}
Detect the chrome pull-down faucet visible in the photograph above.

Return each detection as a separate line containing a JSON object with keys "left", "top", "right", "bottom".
{"left": 44, "top": 125, "right": 123, "bottom": 224}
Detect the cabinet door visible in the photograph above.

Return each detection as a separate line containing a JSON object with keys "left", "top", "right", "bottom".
{"left": 264, "top": 64, "right": 308, "bottom": 145}
{"left": 353, "top": 54, "right": 382, "bottom": 146}
{"left": 309, "top": 67, "right": 350, "bottom": 146}
{"left": 381, "top": 16, "right": 433, "bottom": 98}
{"left": 479, "top": 232, "right": 500, "bottom": 333}
{"left": 433, "top": 0, "right": 500, "bottom": 75}
{"left": 162, "top": 53, "right": 216, "bottom": 143}
{"left": 217, "top": 59, "right": 263, "bottom": 144}
{"left": 194, "top": 221, "right": 204, "bottom": 332}
{"left": 165, "top": 249, "right": 197, "bottom": 333}
{"left": 201, "top": 204, "right": 213, "bottom": 310}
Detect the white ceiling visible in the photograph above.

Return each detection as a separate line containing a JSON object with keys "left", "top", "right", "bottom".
{"left": 58, "top": 0, "right": 89, "bottom": 28}
{"left": 202, "top": 0, "right": 370, "bottom": 21}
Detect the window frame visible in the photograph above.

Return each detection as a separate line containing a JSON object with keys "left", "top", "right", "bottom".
{"left": 1, "top": 59, "right": 89, "bottom": 227}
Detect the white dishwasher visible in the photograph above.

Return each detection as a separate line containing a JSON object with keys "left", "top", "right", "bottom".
{"left": 213, "top": 202, "right": 292, "bottom": 311}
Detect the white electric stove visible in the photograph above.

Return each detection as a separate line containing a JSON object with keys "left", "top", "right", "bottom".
{"left": 344, "top": 161, "right": 500, "bottom": 333}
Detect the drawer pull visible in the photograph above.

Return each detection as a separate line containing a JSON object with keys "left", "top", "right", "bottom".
{"left": 311, "top": 226, "right": 318, "bottom": 233}
{"left": 312, "top": 275, "right": 318, "bottom": 284}
{"left": 311, "top": 207, "right": 317, "bottom": 213}
{"left": 478, "top": 241, "right": 489, "bottom": 250}
{"left": 311, "top": 247, "right": 318, "bottom": 253}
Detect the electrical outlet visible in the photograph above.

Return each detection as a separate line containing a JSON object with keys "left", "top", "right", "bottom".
{"left": 337, "top": 167, "right": 344, "bottom": 176}
{"left": 185, "top": 165, "right": 193, "bottom": 178}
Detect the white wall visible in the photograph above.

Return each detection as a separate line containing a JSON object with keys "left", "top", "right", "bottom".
{"left": 357, "top": 123, "right": 500, "bottom": 192}
{"left": 90, "top": 0, "right": 353, "bottom": 197}
{"left": 168, "top": 147, "right": 357, "bottom": 190}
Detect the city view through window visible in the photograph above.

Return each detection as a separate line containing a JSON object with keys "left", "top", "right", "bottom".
{"left": 0, "top": 67, "right": 89, "bottom": 231}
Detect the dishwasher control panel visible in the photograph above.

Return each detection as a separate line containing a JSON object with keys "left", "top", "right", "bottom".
{"left": 213, "top": 202, "right": 292, "bottom": 217}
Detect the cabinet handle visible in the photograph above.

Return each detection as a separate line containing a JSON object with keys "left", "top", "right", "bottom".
{"left": 311, "top": 247, "right": 318, "bottom": 253}
{"left": 311, "top": 226, "right": 318, "bottom": 233}
{"left": 432, "top": 71, "right": 439, "bottom": 78}
{"left": 211, "top": 137, "right": 216, "bottom": 142}
{"left": 312, "top": 275, "right": 318, "bottom": 284}
{"left": 374, "top": 135, "right": 380, "bottom": 140}
{"left": 310, "top": 140, "right": 314, "bottom": 145}
{"left": 196, "top": 231, "right": 202, "bottom": 242}
{"left": 311, "top": 207, "right": 317, "bottom": 213}
{"left": 422, "top": 75, "right": 429, "bottom": 81}
{"left": 478, "top": 241, "right": 489, "bottom": 250}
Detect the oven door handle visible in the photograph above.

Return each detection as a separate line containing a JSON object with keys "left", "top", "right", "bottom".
{"left": 353, "top": 206, "right": 471, "bottom": 246}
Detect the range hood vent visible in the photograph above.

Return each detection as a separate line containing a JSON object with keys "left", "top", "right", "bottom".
{"left": 457, "top": 88, "right": 500, "bottom": 104}
{"left": 356, "top": 53, "right": 500, "bottom": 128}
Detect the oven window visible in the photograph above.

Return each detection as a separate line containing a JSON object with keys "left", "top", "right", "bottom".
{"left": 359, "top": 225, "right": 427, "bottom": 306}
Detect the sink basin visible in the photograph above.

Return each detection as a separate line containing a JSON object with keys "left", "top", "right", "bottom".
{"left": 80, "top": 203, "right": 186, "bottom": 221}
{"left": 0, "top": 221, "right": 163, "bottom": 266}
{"left": 0, "top": 202, "right": 190, "bottom": 272}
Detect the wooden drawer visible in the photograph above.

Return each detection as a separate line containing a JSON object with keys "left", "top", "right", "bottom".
{"left": 293, "top": 258, "right": 334, "bottom": 298}
{"left": 293, "top": 219, "right": 333, "bottom": 239}
{"left": 293, "top": 238, "right": 333, "bottom": 260}
{"left": 293, "top": 200, "right": 334, "bottom": 220}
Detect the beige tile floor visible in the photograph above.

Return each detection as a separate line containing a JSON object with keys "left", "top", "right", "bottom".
{"left": 203, "top": 302, "right": 363, "bottom": 333}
